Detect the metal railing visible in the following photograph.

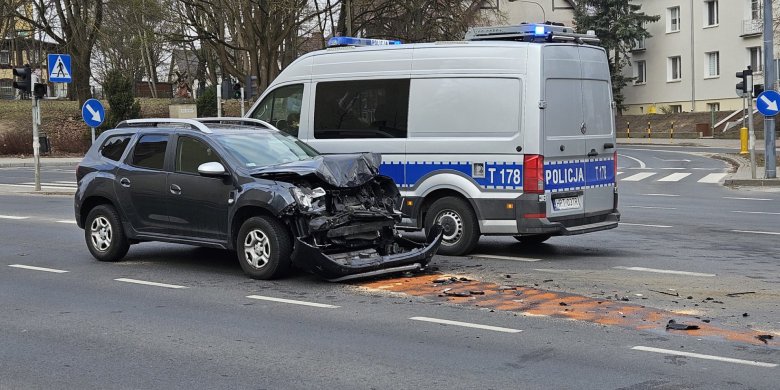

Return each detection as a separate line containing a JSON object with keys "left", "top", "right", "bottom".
{"left": 742, "top": 19, "right": 762, "bottom": 36}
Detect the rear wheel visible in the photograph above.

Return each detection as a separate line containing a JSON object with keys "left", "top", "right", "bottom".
{"left": 424, "top": 196, "right": 479, "bottom": 256}
{"left": 513, "top": 234, "right": 552, "bottom": 245}
{"left": 236, "top": 216, "right": 292, "bottom": 279}
{"left": 85, "top": 205, "right": 130, "bottom": 262}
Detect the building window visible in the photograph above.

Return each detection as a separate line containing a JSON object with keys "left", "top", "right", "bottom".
{"left": 0, "top": 50, "right": 9, "bottom": 65}
{"left": 670, "top": 105, "right": 683, "bottom": 113}
{"left": 633, "top": 36, "right": 646, "bottom": 50}
{"left": 0, "top": 79, "right": 13, "bottom": 99}
{"left": 634, "top": 60, "right": 647, "bottom": 84}
{"left": 705, "top": 1, "right": 718, "bottom": 26}
{"left": 749, "top": 47, "right": 763, "bottom": 72}
{"left": 707, "top": 102, "right": 721, "bottom": 112}
{"left": 751, "top": 0, "right": 762, "bottom": 20}
{"left": 668, "top": 56, "right": 682, "bottom": 81}
{"left": 706, "top": 52, "right": 720, "bottom": 77}
{"left": 668, "top": 7, "right": 681, "bottom": 32}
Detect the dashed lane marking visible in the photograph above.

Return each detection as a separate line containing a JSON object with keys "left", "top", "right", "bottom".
{"left": 620, "top": 223, "right": 673, "bottom": 228}
{"left": 410, "top": 316, "right": 522, "bottom": 333}
{"left": 698, "top": 173, "right": 728, "bottom": 183}
{"left": 0, "top": 215, "right": 29, "bottom": 220}
{"left": 115, "top": 278, "right": 187, "bottom": 289}
{"left": 657, "top": 172, "right": 692, "bottom": 182}
{"left": 724, "top": 197, "right": 772, "bottom": 201}
{"left": 613, "top": 266, "right": 715, "bottom": 277}
{"left": 470, "top": 254, "right": 542, "bottom": 262}
{"left": 9, "top": 264, "right": 68, "bottom": 273}
{"left": 731, "top": 210, "right": 780, "bottom": 216}
{"left": 621, "top": 172, "right": 656, "bottom": 182}
{"left": 246, "top": 295, "right": 339, "bottom": 309}
{"left": 631, "top": 346, "right": 778, "bottom": 368}
{"left": 731, "top": 230, "right": 780, "bottom": 236}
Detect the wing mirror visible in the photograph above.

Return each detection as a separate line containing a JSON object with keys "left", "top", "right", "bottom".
{"left": 197, "top": 162, "right": 227, "bottom": 176}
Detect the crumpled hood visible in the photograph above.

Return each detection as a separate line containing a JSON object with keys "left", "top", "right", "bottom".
{"left": 251, "top": 152, "right": 382, "bottom": 187}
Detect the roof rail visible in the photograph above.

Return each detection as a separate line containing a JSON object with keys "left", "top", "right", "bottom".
{"left": 194, "top": 117, "right": 280, "bottom": 132}
{"left": 465, "top": 23, "right": 600, "bottom": 45}
{"left": 116, "top": 118, "right": 212, "bottom": 134}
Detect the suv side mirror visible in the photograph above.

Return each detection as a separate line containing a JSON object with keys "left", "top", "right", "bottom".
{"left": 197, "top": 162, "right": 227, "bottom": 176}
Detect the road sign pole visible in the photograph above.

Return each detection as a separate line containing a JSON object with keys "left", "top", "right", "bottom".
{"left": 32, "top": 97, "right": 41, "bottom": 191}
{"left": 748, "top": 91, "right": 757, "bottom": 179}
{"left": 763, "top": 0, "right": 777, "bottom": 178}
{"left": 240, "top": 87, "right": 245, "bottom": 117}
{"left": 91, "top": 127, "right": 95, "bottom": 144}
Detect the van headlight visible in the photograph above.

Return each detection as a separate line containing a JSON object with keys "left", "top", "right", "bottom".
{"left": 290, "top": 187, "right": 326, "bottom": 210}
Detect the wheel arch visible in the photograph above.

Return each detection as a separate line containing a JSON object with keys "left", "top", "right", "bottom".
{"left": 230, "top": 205, "right": 293, "bottom": 251}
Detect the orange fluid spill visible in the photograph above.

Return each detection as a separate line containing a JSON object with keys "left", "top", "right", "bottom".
{"left": 360, "top": 274, "right": 777, "bottom": 347}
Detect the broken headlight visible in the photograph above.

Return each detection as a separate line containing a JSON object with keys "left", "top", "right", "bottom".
{"left": 290, "top": 186, "right": 327, "bottom": 210}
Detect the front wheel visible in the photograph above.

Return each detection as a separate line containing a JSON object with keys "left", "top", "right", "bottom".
{"left": 85, "top": 205, "right": 130, "bottom": 262}
{"left": 236, "top": 216, "right": 292, "bottom": 279}
{"left": 424, "top": 196, "right": 480, "bottom": 256}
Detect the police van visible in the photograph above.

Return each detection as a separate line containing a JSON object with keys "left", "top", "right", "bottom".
{"left": 246, "top": 23, "right": 620, "bottom": 256}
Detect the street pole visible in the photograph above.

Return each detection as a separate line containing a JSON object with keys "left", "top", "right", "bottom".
{"left": 748, "top": 82, "right": 757, "bottom": 179}
{"left": 217, "top": 78, "right": 222, "bottom": 117}
{"left": 32, "top": 96, "right": 41, "bottom": 191}
{"left": 240, "top": 87, "right": 245, "bottom": 117}
{"left": 763, "top": 0, "right": 777, "bottom": 178}
{"left": 91, "top": 127, "right": 95, "bottom": 144}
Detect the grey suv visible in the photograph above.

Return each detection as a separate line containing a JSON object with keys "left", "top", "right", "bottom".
{"left": 75, "top": 118, "right": 442, "bottom": 281}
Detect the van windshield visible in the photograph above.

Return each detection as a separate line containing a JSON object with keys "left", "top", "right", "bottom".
{"left": 215, "top": 132, "right": 319, "bottom": 168}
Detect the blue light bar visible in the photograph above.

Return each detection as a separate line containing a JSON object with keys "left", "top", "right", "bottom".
{"left": 534, "top": 25, "right": 546, "bottom": 36}
{"left": 327, "top": 36, "right": 402, "bottom": 47}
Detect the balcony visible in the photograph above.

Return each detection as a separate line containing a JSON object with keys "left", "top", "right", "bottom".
{"left": 742, "top": 19, "right": 762, "bottom": 37}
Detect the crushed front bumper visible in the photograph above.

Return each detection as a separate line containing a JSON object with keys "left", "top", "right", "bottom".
{"left": 294, "top": 225, "right": 443, "bottom": 282}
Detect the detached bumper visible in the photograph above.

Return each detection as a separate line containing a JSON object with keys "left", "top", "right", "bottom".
{"left": 294, "top": 225, "right": 443, "bottom": 281}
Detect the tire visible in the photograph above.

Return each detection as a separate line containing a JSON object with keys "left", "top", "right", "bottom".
{"left": 424, "top": 196, "right": 480, "bottom": 256}
{"left": 236, "top": 216, "right": 292, "bottom": 279}
{"left": 84, "top": 204, "right": 130, "bottom": 262}
{"left": 513, "top": 234, "right": 552, "bottom": 245}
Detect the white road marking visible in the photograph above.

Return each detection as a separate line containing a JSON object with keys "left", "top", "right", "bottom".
{"left": 613, "top": 266, "right": 715, "bottom": 277}
{"left": 657, "top": 159, "right": 691, "bottom": 163}
{"left": 56, "top": 220, "right": 77, "bottom": 224}
{"left": 0, "top": 215, "right": 30, "bottom": 220}
{"left": 631, "top": 346, "right": 778, "bottom": 368}
{"left": 621, "top": 172, "right": 656, "bottom": 182}
{"left": 731, "top": 210, "right": 780, "bottom": 216}
{"left": 724, "top": 196, "right": 772, "bottom": 201}
{"left": 246, "top": 295, "right": 339, "bottom": 308}
{"left": 731, "top": 230, "right": 780, "bottom": 236}
{"left": 616, "top": 171, "right": 623, "bottom": 175}
{"left": 115, "top": 278, "right": 187, "bottom": 289}
{"left": 640, "top": 193, "right": 680, "bottom": 197}
{"left": 625, "top": 206, "right": 678, "bottom": 210}
{"left": 470, "top": 254, "right": 542, "bottom": 262}
{"left": 618, "top": 154, "right": 646, "bottom": 169}
{"left": 0, "top": 183, "right": 76, "bottom": 191}
{"left": 620, "top": 223, "right": 673, "bottom": 228}
{"left": 657, "top": 172, "right": 692, "bottom": 182}
{"left": 410, "top": 316, "right": 522, "bottom": 333}
{"left": 9, "top": 264, "right": 69, "bottom": 273}
{"left": 53, "top": 181, "right": 77, "bottom": 184}
{"left": 21, "top": 182, "right": 77, "bottom": 187}
{"left": 698, "top": 173, "right": 728, "bottom": 183}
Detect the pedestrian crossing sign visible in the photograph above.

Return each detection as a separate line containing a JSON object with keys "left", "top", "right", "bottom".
{"left": 47, "top": 54, "right": 72, "bottom": 83}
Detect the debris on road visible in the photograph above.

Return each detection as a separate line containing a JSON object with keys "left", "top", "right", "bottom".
{"left": 726, "top": 292, "right": 756, "bottom": 297}
{"left": 649, "top": 289, "right": 679, "bottom": 297}
{"left": 666, "top": 320, "right": 700, "bottom": 331}
{"left": 742, "top": 313, "right": 749, "bottom": 317}
{"left": 756, "top": 334, "right": 774, "bottom": 344}
{"left": 470, "top": 290, "right": 485, "bottom": 295}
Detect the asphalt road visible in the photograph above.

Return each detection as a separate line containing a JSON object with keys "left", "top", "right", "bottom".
{"left": 1, "top": 147, "right": 779, "bottom": 389}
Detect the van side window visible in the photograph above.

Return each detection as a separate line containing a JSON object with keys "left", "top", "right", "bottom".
{"left": 250, "top": 84, "right": 303, "bottom": 137}
{"left": 100, "top": 135, "right": 131, "bottom": 161}
{"left": 314, "top": 79, "right": 409, "bottom": 139}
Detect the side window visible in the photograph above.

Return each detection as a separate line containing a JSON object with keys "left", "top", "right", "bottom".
{"left": 175, "top": 137, "right": 218, "bottom": 175}
{"left": 314, "top": 79, "right": 409, "bottom": 139}
{"left": 100, "top": 135, "right": 131, "bottom": 161}
{"left": 250, "top": 84, "right": 303, "bottom": 137}
{"left": 131, "top": 134, "right": 168, "bottom": 170}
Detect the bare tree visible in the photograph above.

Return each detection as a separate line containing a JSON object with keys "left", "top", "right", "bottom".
{"left": 10, "top": 0, "right": 103, "bottom": 105}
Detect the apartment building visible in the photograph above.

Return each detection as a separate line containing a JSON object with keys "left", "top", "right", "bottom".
{"left": 496, "top": 0, "right": 576, "bottom": 25}
{"left": 622, "top": 0, "right": 777, "bottom": 115}
{"left": 0, "top": 37, "right": 64, "bottom": 99}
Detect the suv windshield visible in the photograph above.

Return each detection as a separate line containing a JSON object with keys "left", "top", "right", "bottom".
{"left": 216, "top": 132, "right": 319, "bottom": 168}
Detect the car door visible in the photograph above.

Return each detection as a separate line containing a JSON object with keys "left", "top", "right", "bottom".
{"left": 115, "top": 133, "right": 171, "bottom": 235}
{"left": 166, "top": 135, "right": 234, "bottom": 242}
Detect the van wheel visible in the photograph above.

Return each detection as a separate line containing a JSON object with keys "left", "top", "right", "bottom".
{"left": 85, "top": 205, "right": 130, "bottom": 262}
{"left": 513, "top": 234, "right": 552, "bottom": 245}
{"left": 237, "top": 216, "right": 292, "bottom": 279}
{"left": 424, "top": 196, "right": 479, "bottom": 256}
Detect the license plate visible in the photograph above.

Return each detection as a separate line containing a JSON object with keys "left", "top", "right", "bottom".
{"left": 553, "top": 196, "right": 581, "bottom": 211}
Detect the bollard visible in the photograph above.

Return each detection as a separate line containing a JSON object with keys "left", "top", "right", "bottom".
{"left": 670, "top": 121, "right": 674, "bottom": 143}
{"left": 647, "top": 121, "right": 651, "bottom": 138}
{"left": 626, "top": 122, "right": 630, "bottom": 138}
{"left": 740, "top": 127, "right": 749, "bottom": 155}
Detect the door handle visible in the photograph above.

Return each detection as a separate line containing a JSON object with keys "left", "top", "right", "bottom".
{"left": 119, "top": 177, "right": 131, "bottom": 187}
{"left": 587, "top": 149, "right": 599, "bottom": 157}
{"left": 170, "top": 184, "right": 182, "bottom": 195}
{"left": 603, "top": 142, "right": 615, "bottom": 149}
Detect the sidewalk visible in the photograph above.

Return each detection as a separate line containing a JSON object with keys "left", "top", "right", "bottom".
{"left": 0, "top": 157, "right": 82, "bottom": 168}
{"left": 618, "top": 137, "right": 780, "bottom": 150}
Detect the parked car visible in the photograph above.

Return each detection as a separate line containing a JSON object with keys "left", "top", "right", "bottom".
{"left": 74, "top": 118, "right": 442, "bottom": 281}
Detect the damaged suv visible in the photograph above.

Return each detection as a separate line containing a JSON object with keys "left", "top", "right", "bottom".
{"left": 75, "top": 118, "right": 442, "bottom": 281}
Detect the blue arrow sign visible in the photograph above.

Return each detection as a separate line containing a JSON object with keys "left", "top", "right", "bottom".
{"left": 756, "top": 90, "right": 780, "bottom": 117}
{"left": 47, "top": 54, "right": 72, "bottom": 83}
{"left": 81, "top": 99, "right": 105, "bottom": 128}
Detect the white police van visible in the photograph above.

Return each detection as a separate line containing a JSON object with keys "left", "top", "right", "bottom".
{"left": 246, "top": 23, "right": 619, "bottom": 256}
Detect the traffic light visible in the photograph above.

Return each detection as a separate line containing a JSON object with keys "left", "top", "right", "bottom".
{"left": 736, "top": 67, "right": 753, "bottom": 96}
{"left": 233, "top": 82, "right": 241, "bottom": 99}
{"left": 12, "top": 65, "right": 32, "bottom": 94}
{"left": 752, "top": 83, "right": 764, "bottom": 98}
{"left": 33, "top": 83, "right": 46, "bottom": 99}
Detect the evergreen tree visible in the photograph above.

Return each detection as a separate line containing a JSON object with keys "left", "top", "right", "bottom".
{"left": 103, "top": 70, "right": 141, "bottom": 130}
{"left": 573, "top": 0, "right": 660, "bottom": 111}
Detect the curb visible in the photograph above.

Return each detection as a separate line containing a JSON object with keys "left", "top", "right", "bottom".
{"left": 0, "top": 161, "right": 80, "bottom": 168}
{"left": 724, "top": 178, "right": 780, "bottom": 186}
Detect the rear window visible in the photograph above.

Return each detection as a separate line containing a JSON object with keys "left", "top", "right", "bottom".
{"left": 314, "top": 79, "right": 409, "bottom": 139}
{"left": 100, "top": 135, "right": 131, "bottom": 161}
{"left": 131, "top": 134, "right": 168, "bottom": 170}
